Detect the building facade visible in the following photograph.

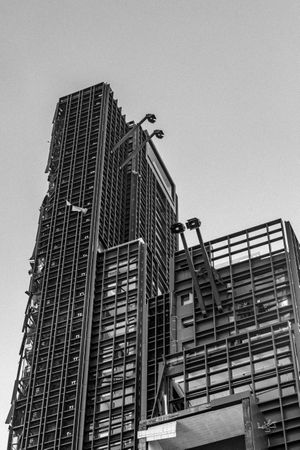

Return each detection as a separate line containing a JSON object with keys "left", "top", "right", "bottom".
{"left": 7, "top": 82, "right": 300, "bottom": 450}
{"left": 140, "top": 219, "right": 300, "bottom": 450}
{"left": 6, "top": 83, "right": 177, "bottom": 450}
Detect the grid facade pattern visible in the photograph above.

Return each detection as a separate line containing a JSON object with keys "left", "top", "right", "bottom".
{"left": 7, "top": 83, "right": 178, "bottom": 450}
{"left": 124, "top": 130, "right": 177, "bottom": 295}
{"left": 147, "top": 294, "right": 171, "bottom": 418}
{"left": 83, "top": 240, "right": 147, "bottom": 450}
{"left": 286, "top": 221, "right": 300, "bottom": 322}
{"left": 162, "top": 323, "right": 300, "bottom": 450}
{"left": 7, "top": 83, "right": 128, "bottom": 450}
{"left": 145, "top": 219, "right": 300, "bottom": 449}
{"left": 174, "top": 219, "right": 293, "bottom": 350}
{"left": 97, "top": 92, "right": 128, "bottom": 248}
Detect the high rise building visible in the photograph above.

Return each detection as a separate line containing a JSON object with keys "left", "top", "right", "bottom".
{"left": 7, "top": 82, "right": 300, "bottom": 450}
{"left": 6, "top": 83, "right": 177, "bottom": 450}
{"left": 139, "top": 219, "right": 300, "bottom": 450}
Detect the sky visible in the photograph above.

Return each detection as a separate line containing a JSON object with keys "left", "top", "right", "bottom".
{"left": 1, "top": 0, "right": 300, "bottom": 445}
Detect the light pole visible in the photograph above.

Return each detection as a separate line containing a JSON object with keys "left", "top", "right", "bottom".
{"left": 186, "top": 218, "right": 223, "bottom": 312}
{"left": 170, "top": 222, "right": 207, "bottom": 316}
{"left": 111, "top": 113, "right": 157, "bottom": 154}
{"left": 119, "top": 129, "right": 164, "bottom": 170}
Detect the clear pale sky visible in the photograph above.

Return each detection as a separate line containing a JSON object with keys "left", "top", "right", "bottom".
{"left": 1, "top": 0, "right": 300, "bottom": 445}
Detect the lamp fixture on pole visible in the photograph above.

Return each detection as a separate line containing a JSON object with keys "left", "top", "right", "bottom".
{"left": 119, "top": 129, "right": 164, "bottom": 170}
{"left": 170, "top": 222, "right": 207, "bottom": 316}
{"left": 111, "top": 113, "right": 157, "bottom": 154}
{"left": 186, "top": 218, "right": 222, "bottom": 312}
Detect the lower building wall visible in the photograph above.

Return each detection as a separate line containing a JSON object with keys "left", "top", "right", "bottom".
{"left": 148, "top": 443, "right": 164, "bottom": 450}
{"left": 83, "top": 240, "right": 147, "bottom": 449}
{"left": 139, "top": 395, "right": 268, "bottom": 450}
{"left": 146, "top": 321, "right": 300, "bottom": 449}
{"left": 188, "top": 436, "right": 246, "bottom": 450}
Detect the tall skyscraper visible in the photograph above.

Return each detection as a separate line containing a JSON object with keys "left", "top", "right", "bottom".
{"left": 6, "top": 83, "right": 177, "bottom": 450}
{"left": 7, "top": 82, "right": 300, "bottom": 450}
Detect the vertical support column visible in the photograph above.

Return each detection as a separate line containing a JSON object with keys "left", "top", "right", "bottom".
{"left": 285, "top": 221, "right": 300, "bottom": 324}
{"left": 169, "top": 256, "right": 178, "bottom": 354}
{"left": 291, "top": 323, "right": 300, "bottom": 407}
{"left": 150, "top": 359, "right": 166, "bottom": 418}
{"left": 140, "top": 243, "right": 149, "bottom": 422}
{"left": 76, "top": 84, "right": 110, "bottom": 450}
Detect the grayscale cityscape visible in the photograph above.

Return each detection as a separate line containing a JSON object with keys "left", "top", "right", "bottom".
{"left": 2, "top": 2, "right": 300, "bottom": 450}
{"left": 5, "top": 83, "right": 300, "bottom": 449}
